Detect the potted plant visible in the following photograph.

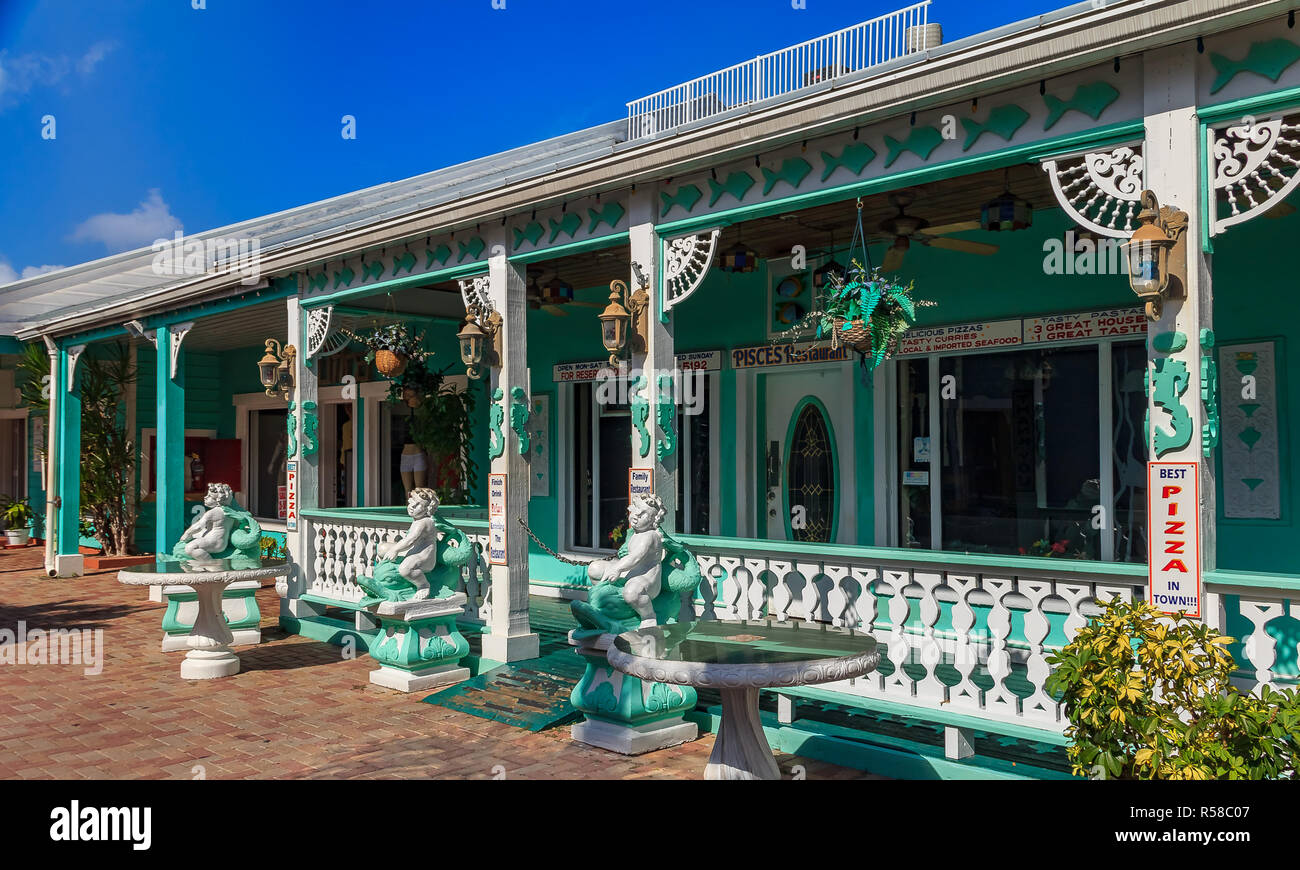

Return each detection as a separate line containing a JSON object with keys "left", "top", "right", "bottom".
{"left": 343, "top": 323, "right": 430, "bottom": 379}
{"left": 816, "top": 259, "right": 927, "bottom": 369}
{"left": 3, "top": 497, "right": 35, "bottom": 546}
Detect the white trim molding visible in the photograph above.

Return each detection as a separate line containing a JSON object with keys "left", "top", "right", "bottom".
{"left": 1210, "top": 111, "right": 1300, "bottom": 236}
{"left": 169, "top": 322, "right": 193, "bottom": 379}
{"left": 1041, "top": 145, "right": 1145, "bottom": 239}
{"left": 662, "top": 228, "right": 720, "bottom": 314}
{"left": 65, "top": 344, "right": 86, "bottom": 392}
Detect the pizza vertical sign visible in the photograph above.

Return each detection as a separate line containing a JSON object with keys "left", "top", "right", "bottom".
{"left": 285, "top": 461, "right": 298, "bottom": 532}
{"left": 488, "top": 473, "right": 508, "bottom": 566}
{"left": 1147, "top": 462, "right": 1201, "bottom": 617}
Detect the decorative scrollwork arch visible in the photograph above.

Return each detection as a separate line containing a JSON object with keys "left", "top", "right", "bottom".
{"left": 1211, "top": 112, "right": 1300, "bottom": 236}
{"left": 1041, "top": 145, "right": 1145, "bottom": 239}
{"left": 662, "top": 228, "right": 721, "bottom": 315}
{"left": 305, "top": 306, "right": 348, "bottom": 360}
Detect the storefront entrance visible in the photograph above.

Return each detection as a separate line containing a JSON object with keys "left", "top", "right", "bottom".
{"left": 764, "top": 367, "right": 852, "bottom": 543}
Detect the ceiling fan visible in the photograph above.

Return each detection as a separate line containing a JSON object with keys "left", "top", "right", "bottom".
{"left": 525, "top": 267, "right": 603, "bottom": 317}
{"left": 872, "top": 189, "right": 998, "bottom": 272}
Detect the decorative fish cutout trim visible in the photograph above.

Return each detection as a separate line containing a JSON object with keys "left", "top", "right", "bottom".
{"left": 512, "top": 222, "right": 544, "bottom": 250}
{"left": 457, "top": 237, "right": 486, "bottom": 263}
{"left": 761, "top": 157, "right": 812, "bottom": 195}
{"left": 1042, "top": 81, "right": 1119, "bottom": 130}
{"left": 548, "top": 212, "right": 582, "bottom": 243}
{"left": 960, "top": 104, "right": 1030, "bottom": 150}
{"left": 820, "top": 142, "right": 876, "bottom": 181}
{"left": 1210, "top": 38, "right": 1300, "bottom": 94}
{"left": 426, "top": 244, "right": 451, "bottom": 270}
{"left": 707, "top": 171, "right": 755, "bottom": 206}
{"left": 587, "top": 202, "right": 625, "bottom": 233}
{"left": 361, "top": 261, "right": 384, "bottom": 282}
{"left": 332, "top": 267, "right": 354, "bottom": 289}
{"left": 883, "top": 126, "right": 944, "bottom": 167}
{"left": 391, "top": 251, "right": 416, "bottom": 276}
{"left": 660, "top": 184, "right": 702, "bottom": 216}
{"left": 306, "top": 273, "right": 328, "bottom": 292}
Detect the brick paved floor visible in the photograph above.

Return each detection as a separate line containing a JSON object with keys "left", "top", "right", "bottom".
{"left": 0, "top": 547, "right": 875, "bottom": 780}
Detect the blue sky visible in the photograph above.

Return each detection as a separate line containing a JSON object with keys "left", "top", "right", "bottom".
{"left": 0, "top": 0, "right": 1060, "bottom": 282}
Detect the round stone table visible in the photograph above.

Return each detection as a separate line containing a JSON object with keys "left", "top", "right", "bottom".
{"left": 608, "top": 619, "right": 878, "bottom": 780}
{"left": 119, "top": 558, "right": 291, "bottom": 680}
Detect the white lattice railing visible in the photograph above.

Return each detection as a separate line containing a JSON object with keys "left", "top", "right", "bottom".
{"left": 1204, "top": 575, "right": 1300, "bottom": 693}
{"left": 301, "top": 510, "right": 491, "bottom": 624}
{"left": 677, "top": 536, "right": 1300, "bottom": 732}
{"left": 627, "top": 1, "right": 932, "bottom": 140}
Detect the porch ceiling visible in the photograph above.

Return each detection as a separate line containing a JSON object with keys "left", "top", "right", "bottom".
{"left": 174, "top": 302, "right": 289, "bottom": 352}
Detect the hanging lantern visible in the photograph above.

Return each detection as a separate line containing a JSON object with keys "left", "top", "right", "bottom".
{"left": 718, "top": 242, "right": 759, "bottom": 273}
{"left": 813, "top": 257, "right": 846, "bottom": 290}
{"left": 257, "top": 339, "right": 295, "bottom": 400}
{"left": 598, "top": 283, "right": 631, "bottom": 365}
{"left": 542, "top": 276, "right": 574, "bottom": 305}
{"left": 980, "top": 190, "right": 1033, "bottom": 231}
{"left": 457, "top": 312, "right": 488, "bottom": 380}
{"left": 1122, "top": 189, "right": 1183, "bottom": 321}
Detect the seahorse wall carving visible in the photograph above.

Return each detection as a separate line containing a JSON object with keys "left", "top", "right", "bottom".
{"left": 1201, "top": 329, "right": 1220, "bottom": 458}
{"left": 510, "top": 386, "right": 531, "bottom": 455}
{"left": 301, "top": 401, "right": 319, "bottom": 456}
{"left": 656, "top": 374, "right": 676, "bottom": 461}
{"left": 287, "top": 401, "right": 298, "bottom": 457}
{"left": 1149, "top": 331, "right": 1194, "bottom": 457}
{"left": 630, "top": 375, "right": 651, "bottom": 459}
{"left": 488, "top": 387, "right": 505, "bottom": 460}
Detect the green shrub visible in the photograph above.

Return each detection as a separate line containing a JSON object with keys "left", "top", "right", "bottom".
{"left": 1046, "top": 596, "right": 1300, "bottom": 780}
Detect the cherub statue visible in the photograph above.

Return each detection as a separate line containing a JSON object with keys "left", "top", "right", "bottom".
{"left": 171, "top": 483, "right": 262, "bottom": 561}
{"left": 358, "top": 487, "right": 474, "bottom": 603}
{"left": 571, "top": 493, "right": 701, "bottom": 635}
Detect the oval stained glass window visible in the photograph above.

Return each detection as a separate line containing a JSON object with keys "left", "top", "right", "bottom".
{"left": 787, "top": 402, "right": 836, "bottom": 543}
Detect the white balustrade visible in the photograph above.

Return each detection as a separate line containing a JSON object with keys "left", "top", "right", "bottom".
{"left": 627, "top": 1, "right": 932, "bottom": 140}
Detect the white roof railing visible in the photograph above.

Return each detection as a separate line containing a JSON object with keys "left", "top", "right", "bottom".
{"left": 627, "top": 1, "right": 934, "bottom": 141}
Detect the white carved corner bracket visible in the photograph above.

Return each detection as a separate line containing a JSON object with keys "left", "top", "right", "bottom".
{"left": 1211, "top": 113, "right": 1300, "bottom": 236}
{"left": 662, "top": 228, "right": 721, "bottom": 315}
{"left": 169, "top": 322, "right": 193, "bottom": 380}
{"left": 305, "top": 306, "right": 338, "bottom": 360}
{"left": 1040, "top": 145, "right": 1145, "bottom": 239}
{"left": 65, "top": 344, "right": 86, "bottom": 393}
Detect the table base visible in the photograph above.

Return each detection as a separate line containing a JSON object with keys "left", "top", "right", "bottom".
{"left": 705, "top": 687, "right": 782, "bottom": 781}
{"left": 181, "top": 648, "right": 241, "bottom": 680}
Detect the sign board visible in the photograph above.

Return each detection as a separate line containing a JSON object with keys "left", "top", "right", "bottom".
{"left": 629, "top": 468, "right": 652, "bottom": 502}
{"left": 553, "top": 350, "right": 722, "bottom": 382}
{"left": 1147, "top": 462, "right": 1201, "bottom": 617}
{"left": 673, "top": 350, "right": 723, "bottom": 372}
{"left": 912, "top": 436, "right": 930, "bottom": 463}
{"left": 895, "top": 319, "right": 1023, "bottom": 356}
{"left": 1023, "top": 308, "right": 1146, "bottom": 344}
{"left": 902, "top": 470, "right": 929, "bottom": 486}
{"left": 277, "top": 486, "right": 287, "bottom": 520}
{"left": 730, "top": 341, "right": 851, "bottom": 370}
{"left": 285, "top": 461, "right": 298, "bottom": 531}
{"left": 488, "top": 473, "right": 508, "bottom": 565}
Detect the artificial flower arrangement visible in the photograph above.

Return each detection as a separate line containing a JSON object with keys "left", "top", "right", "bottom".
{"left": 1020, "top": 538, "right": 1083, "bottom": 558}
{"left": 341, "top": 323, "right": 430, "bottom": 378}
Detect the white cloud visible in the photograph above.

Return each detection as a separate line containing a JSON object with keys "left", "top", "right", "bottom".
{"left": 0, "top": 41, "right": 117, "bottom": 108}
{"left": 71, "top": 189, "right": 183, "bottom": 254}
{"left": 0, "top": 259, "right": 67, "bottom": 286}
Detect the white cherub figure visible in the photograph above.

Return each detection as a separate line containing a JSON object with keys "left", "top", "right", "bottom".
{"left": 377, "top": 487, "right": 442, "bottom": 601}
{"left": 587, "top": 494, "right": 667, "bottom": 628}
{"left": 177, "top": 483, "right": 237, "bottom": 560}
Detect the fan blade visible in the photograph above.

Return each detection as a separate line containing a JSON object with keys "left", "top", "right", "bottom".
{"left": 568, "top": 301, "right": 604, "bottom": 308}
{"left": 924, "top": 237, "right": 999, "bottom": 255}
{"left": 924, "top": 219, "right": 982, "bottom": 236}
{"left": 1263, "top": 201, "right": 1296, "bottom": 218}
{"left": 543, "top": 305, "right": 569, "bottom": 317}
{"left": 881, "top": 246, "right": 906, "bottom": 272}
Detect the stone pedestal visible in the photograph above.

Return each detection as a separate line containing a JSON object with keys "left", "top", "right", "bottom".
{"left": 569, "top": 631, "right": 697, "bottom": 755}
{"left": 367, "top": 593, "right": 471, "bottom": 693}
{"left": 161, "top": 580, "right": 262, "bottom": 652}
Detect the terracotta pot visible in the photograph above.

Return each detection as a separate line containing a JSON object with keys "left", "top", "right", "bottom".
{"left": 374, "top": 350, "right": 408, "bottom": 378}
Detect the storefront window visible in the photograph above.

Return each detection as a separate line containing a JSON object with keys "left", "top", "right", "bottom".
{"left": 898, "top": 358, "right": 931, "bottom": 548}
{"left": 1112, "top": 342, "right": 1148, "bottom": 563}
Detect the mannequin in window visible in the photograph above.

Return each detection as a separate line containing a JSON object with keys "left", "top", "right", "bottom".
{"left": 399, "top": 387, "right": 428, "bottom": 497}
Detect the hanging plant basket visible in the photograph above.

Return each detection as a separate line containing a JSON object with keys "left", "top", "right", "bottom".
{"left": 375, "top": 350, "right": 409, "bottom": 378}
{"left": 829, "top": 316, "right": 873, "bottom": 353}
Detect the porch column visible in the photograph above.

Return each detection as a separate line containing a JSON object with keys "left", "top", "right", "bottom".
{"left": 1142, "top": 44, "right": 1216, "bottom": 584}
{"left": 483, "top": 233, "right": 540, "bottom": 663}
{"left": 629, "top": 189, "right": 678, "bottom": 530}
{"left": 155, "top": 325, "right": 187, "bottom": 556}
{"left": 286, "top": 296, "right": 318, "bottom": 603}
{"left": 53, "top": 342, "right": 83, "bottom": 576}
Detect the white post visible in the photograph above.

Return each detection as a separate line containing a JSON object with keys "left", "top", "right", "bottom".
{"left": 483, "top": 230, "right": 540, "bottom": 663}
{"left": 629, "top": 189, "right": 678, "bottom": 531}
{"left": 284, "top": 294, "right": 319, "bottom": 614}
{"left": 1143, "top": 44, "right": 1216, "bottom": 590}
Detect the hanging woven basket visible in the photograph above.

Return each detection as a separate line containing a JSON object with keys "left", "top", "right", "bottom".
{"left": 374, "top": 350, "right": 409, "bottom": 378}
{"left": 830, "top": 316, "right": 874, "bottom": 354}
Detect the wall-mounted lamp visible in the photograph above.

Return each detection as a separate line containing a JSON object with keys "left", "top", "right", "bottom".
{"left": 598, "top": 277, "right": 648, "bottom": 366}
{"left": 457, "top": 309, "right": 501, "bottom": 380}
{"left": 258, "top": 339, "right": 296, "bottom": 399}
{"left": 1123, "top": 189, "right": 1188, "bottom": 321}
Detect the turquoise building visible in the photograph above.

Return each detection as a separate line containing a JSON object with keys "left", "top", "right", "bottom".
{"left": 3, "top": 0, "right": 1298, "bottom": 775}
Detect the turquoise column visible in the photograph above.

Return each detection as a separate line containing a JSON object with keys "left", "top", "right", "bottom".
{"left": 155, "top": 327, "right": 186, "bottom": 555}
{"left": 55, "top": 347, "right": 81, "bottom": 556}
